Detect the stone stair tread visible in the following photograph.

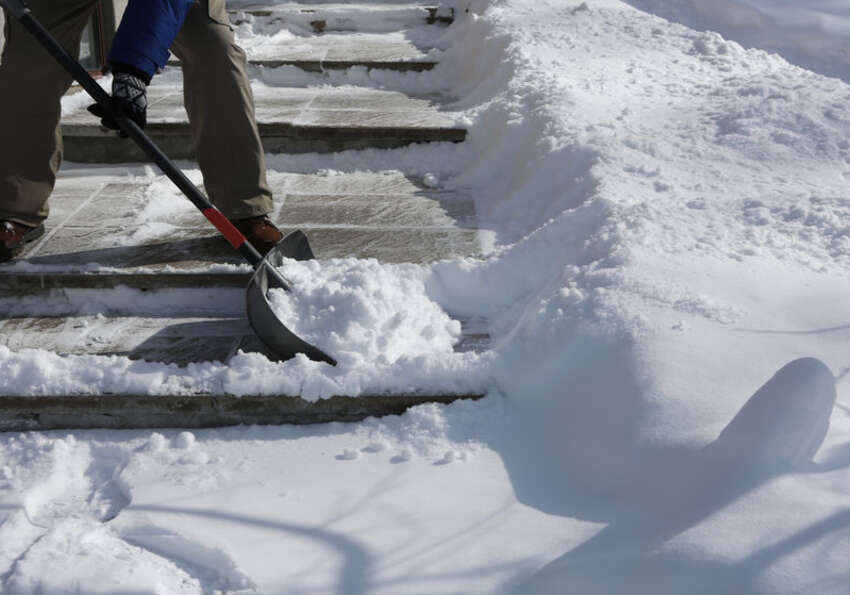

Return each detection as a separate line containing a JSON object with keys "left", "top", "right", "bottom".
{"left": 0, "top": 272, "right": 251, "bottom": 292}
{"left": 170, "top": 31, "right": 439, "bottom": 70}
{"left": 242, "top": 31, "right": 435, "bottom": 64}
{"left": 230, "top": 2, "right": 445, "bottom": 15}
{"left": 10, "top": 227, "right": 479, "bottom": 270}
{"left": 0, "top": 393, "right": 482, "bottom": 431}
{"left": 0, "top": 314, "right": 488, "bottom": 363}
{"left": 229, "top": 2, "right": 453, "bottom": 29}
{"left": 64, "top": 85, "right": 457, "bottom": 129}
{"left": 0, "top": 172, "right": 483, "bottom": 283}
{"left": 61, "top": 85, "right": 465, "bottom": 160}
{"left": 247, "top": 59, "right": 436, "bottom": 71}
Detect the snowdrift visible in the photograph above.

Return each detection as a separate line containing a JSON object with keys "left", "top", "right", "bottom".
{"left": 624, "top": 0, "right": 850, "bottom": 83}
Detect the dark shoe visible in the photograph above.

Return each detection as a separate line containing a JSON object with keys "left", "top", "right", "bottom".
{"left": 0, "top": 221, "right": 45, "bottom": 262}
{"left": 232, "top": 215, "right": 283, "bottom": 256}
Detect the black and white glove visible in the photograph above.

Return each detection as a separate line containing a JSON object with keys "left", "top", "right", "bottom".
{"left": 88, "top": 70, "right": 148, "bottom": 136}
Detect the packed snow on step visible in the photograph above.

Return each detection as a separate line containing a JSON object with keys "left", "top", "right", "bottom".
{"left": 5, "top": 0, "right": 850, "bottom": 592}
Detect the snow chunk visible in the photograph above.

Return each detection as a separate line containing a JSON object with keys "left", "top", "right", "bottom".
{"left": 174, "top": 432, "right": 196, "bottom": 450}
{"left": 362, "top": 441, "right": 389, "bottom": 453}
{"left": 337, "top": 448, "right": 361, "bottom": 461}
{"left": 146, "top": 433, "right": 168, "bottom": 453}
{"left": 390, "top": 449, "right": 413, "bottom": 464}
{"left": 268, "top": 258, "right": 462, "bottom": 366}
{"left": 436, "top": 450, "right": 461, "bottom": 465}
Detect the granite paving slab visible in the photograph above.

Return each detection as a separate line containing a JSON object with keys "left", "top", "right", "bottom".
{"left": 0, "top": 393, "right": 482, "bottom": 431}
{"left": 61, "top": 85, "right": 465, "bottom": 162}
{"left": 7, "top": 226, "right": 478, "bottom": 270}
{"left": 0, "top": 314, "right": 488, "bottom": 365}
{"left": 229, "top": 3, "right": 454, "bottom": 32}
{"left": 0, "top": 171, "right": 483, "bottom": 290}
{"left": 231, "top": 31, "right": 439, "bottom": 71}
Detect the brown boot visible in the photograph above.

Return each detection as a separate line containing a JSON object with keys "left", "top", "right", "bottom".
{"left": 232, "top": 215, "right": 283, "bottom": 256}
{"left": 1, "top": 221, "right": 45, "bottom": 263}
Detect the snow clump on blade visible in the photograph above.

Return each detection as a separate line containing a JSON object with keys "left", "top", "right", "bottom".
{"left": 268, "top": 257, "right": 462, "bottom": 367}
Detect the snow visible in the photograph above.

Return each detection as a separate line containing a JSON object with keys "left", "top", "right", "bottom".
{"left": 0, "top": 398, "right": 596, "bottom": 593}
{"left": 4, "top": 0, "right": 850, "bottom": 592}
{"left": 268, "top": 257, "right": 463, "bottom": 365}
{"left": 624, "top": 0, "right": 850, "bottom": 83}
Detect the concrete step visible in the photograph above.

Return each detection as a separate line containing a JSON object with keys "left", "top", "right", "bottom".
{"left": 229, "top": 3, "right": 454, "bottom": 32}
{"left": 0, "top": 171, "right": 484, "bottom": 289}
{"left": 61, "top": 85, "right": 465, "bottom": 162}
{"left": 0, "top": 313, "right": 489, "bottom": 365}
{"left": 0, "top": 393, "right": 481, "bottom": 431}
{"left": 170, "top": 30, "right": 440, "bottom": 71}
{"left": 244, "top": 31, "right": 438, "bottom": 71}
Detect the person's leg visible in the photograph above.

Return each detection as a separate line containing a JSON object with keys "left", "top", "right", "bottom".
{"left": 171, "top": 0, "right": 273, "bottom": 220}
{"left": 0, "top": 0, "right": 97, "bottom": 227}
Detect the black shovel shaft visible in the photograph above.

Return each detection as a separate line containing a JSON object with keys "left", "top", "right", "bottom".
{"left": 7, "top": 3, "right": 272, "bottom": 272}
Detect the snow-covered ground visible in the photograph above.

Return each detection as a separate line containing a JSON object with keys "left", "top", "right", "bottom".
{"left": 624, "top": 0, "right": 850, "bottom": 83}
{"left": 4, "top": 0, "right": 850, "bottom": 592}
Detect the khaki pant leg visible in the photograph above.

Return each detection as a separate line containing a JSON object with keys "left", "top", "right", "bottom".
{"left": 171, "top": 0, "right": 273, "bottom": 219}
{"left": 0, "top": 0, "right": 96, "bottom": 227}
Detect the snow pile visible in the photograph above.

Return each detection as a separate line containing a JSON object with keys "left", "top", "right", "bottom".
{"left": 269, "top": 258, "right": 462, "bottom": 365}
{"left": 416, "top": 1, "right": 850, "bottom": 591}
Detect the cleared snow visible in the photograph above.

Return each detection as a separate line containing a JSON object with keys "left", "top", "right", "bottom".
{"left": 3, "top": 0, "right": 850, "bottom": 592}
{"left": 268, "top": 258, "right": 463, "bottom": 364}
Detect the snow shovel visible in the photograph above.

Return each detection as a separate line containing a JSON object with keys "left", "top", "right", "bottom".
{"left": 2, "top": 0, "right": 338, "bottom": 366}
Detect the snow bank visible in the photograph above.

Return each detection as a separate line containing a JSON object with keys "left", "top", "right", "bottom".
{"left": 624, "top": 0, "right": 850, "bottom": 82}
{"left": 427, "top": 1, "right": 850, "bottom": 591}
{"left": 418, "top": 0, "right": 850, "bottom": 482}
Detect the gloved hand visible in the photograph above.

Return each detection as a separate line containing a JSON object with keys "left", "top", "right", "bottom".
{"left": 87, "top": 70, "right": 148, "bottom": 137}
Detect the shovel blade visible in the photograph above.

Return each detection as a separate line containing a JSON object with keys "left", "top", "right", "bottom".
{"left": 245, "top": 231, "right": 338, "bottom": 366}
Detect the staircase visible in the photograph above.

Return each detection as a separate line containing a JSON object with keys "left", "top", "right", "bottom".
{"left": 0, "top": 2, "right": 487, "bottom": 430}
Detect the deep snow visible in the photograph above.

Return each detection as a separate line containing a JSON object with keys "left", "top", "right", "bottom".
{"left": 3, "top": 0, "right": 850, "bottom": 592}
{"left": 624, "top": 0, "right": 850, "bottom": 83}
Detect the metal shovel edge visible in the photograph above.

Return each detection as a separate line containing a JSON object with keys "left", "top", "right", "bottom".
{"left": 246, "top": 230, "right": 338, "bottom": 367}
